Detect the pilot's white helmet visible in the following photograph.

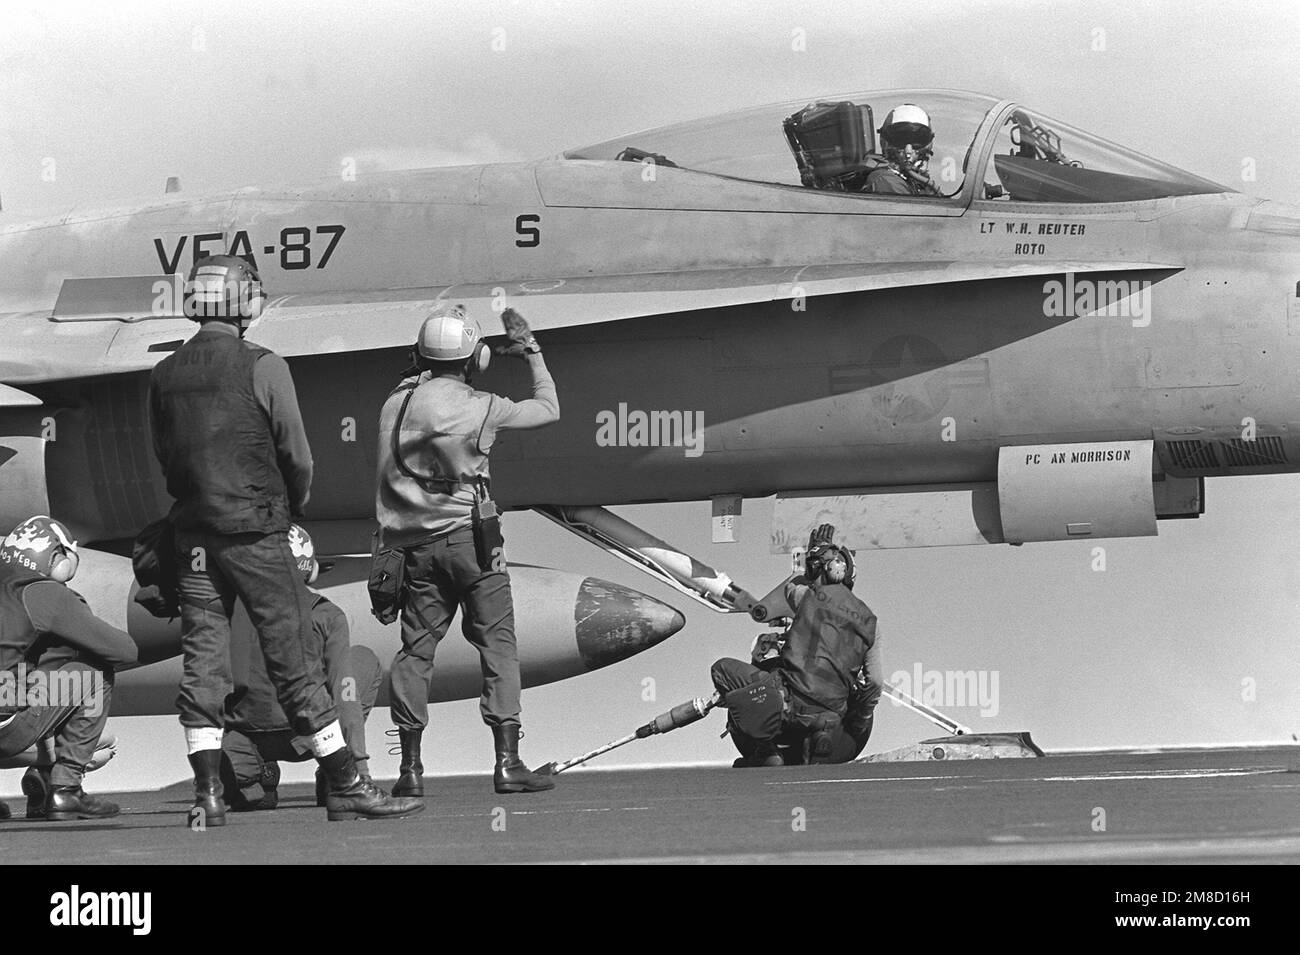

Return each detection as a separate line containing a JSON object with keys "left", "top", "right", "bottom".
{"left": 414, "top": 304, "right": 490, "bottom": 372}
{"left": 879, "top": 104, "right": 935, "bottom": 149}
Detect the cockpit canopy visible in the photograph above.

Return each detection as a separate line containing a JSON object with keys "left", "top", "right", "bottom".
{"left": 564, "top": 88, "right": 1230, "bottom": 203}
{"left": 981, "top": 106, "right": 1228, "bottom": 202}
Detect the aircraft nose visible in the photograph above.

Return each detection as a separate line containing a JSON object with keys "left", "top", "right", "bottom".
{"left": 574, "top": 577, "right": 686, "bottom": 670}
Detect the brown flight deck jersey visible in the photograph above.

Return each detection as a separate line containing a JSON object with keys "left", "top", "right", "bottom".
{"left": 778, "top": 580, "right": 878, "bottom": 718}
{"left": 0, "top": 564, "right": 138, "bottom": 718}
{"left": 375, "top": 353, "right": 559, "bottom": 547}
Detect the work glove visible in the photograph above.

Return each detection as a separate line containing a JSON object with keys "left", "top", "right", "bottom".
{"left": 133, "top": 584, "right": 180, "bottom": 620}
{"left": 494, "top": 307, "right": 541, "bottom": 358}
{"left": 807, "top": 523, "right": 835, "bottom": 552}
{"left": 750, "top": 631, "right": 785, "bottom": 666}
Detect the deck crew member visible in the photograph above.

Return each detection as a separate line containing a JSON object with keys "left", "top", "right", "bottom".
{"left": 711, "top": 524, "right": 883, "bottom": 765}
{"left": 149, "top": 254, "right": 421, "bottom": 824}
{"left": 0, "top": 516, "right": 136, "bottom": 820}
{"left": 220, "top": 525, "right": 383, "bottom": 811}
{"left": 377, "top": 304, "right": 558, "bottom": 795}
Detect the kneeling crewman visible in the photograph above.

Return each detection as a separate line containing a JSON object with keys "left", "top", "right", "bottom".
{"left": 0, "top": 516, "right": 138, "bottom": 819}
{"left": 220, "top": 527, "right": 382, "bottom": 810}
{"left": 711, "top": 524, "right": 882, "bottom": 765}
{"left": 220, "top": 525, "right": 383, "bottom": 810}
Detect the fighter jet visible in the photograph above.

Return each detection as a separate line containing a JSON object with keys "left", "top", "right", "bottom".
{"left": 1, "top": 87, "right": 1297, "bottom": 711}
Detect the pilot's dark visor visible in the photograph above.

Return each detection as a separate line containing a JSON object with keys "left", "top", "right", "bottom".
{"left": 881, "top": 121, "right": 934, "bottom": 148}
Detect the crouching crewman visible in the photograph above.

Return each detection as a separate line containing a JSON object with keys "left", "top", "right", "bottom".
{"left": 711, "top": 524, "right": 882, "bottom": 766}
{"left": 0, "top": 516, "right": 138, "bottom": 819}
{"left": 220, "top": 525, "right": 383, "bottom": 810}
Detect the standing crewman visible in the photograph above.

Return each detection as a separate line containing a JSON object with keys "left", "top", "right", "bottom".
{"left": 377, "top": 304, "right": 558, "bottom": 795}
{"left": 0, "top": 516, "right": 136, "bottom": 819}
{"left": 219, "top": 524, "right": 384, "bottom": 811}
{"left": 711, "top": 524, "right": 883, "bottom": 766}
{"left": 149, "top": 254, "right": 421, "bottom": 824}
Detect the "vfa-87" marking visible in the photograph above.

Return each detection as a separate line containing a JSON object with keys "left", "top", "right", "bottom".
{"left": 154, "top": 225, "right": 346, "bottom": 275}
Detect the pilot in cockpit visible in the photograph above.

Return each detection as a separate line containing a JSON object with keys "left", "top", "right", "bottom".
{"left": 866, "top": 104, "right": 941, "bottom": 197}
{"left": 784, "top": 99, "right": 944, "bottom": 197}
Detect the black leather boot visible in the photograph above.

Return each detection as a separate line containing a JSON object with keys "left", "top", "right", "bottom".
{"left": 392, "top": 729, "right": 424, "bottom": 797}
{"left": 47, "top": 786, "right": 120, "bottom": 820}
{"left": 319, "top": 748, "right": 424, "bottom": 821}
{"left": 315, "top": 767, "right": 329, "bottom": 808}
{"left": 318, "top": 766, "right": 384, "bottom": 806}
{"left": 317, "top": 764, "right": 382, "bottom": 805}
{"left": 223, "top": 755, "right": 279, "bottom": 812}
{"left": 732, "top": 741, "right": 784, "bottom": 768}
{"left": 492, "top": 724, "right": 555, "bottom": 794}
{"left": 22, "top": 766, "right": 51, "bottom": 819}
{"left": 187, "top": 750, "right": 226, "bottom": 828}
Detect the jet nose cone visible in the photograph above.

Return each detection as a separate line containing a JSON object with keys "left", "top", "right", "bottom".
{"left": 574, "top": 577, "right": 686, "bottom": 671}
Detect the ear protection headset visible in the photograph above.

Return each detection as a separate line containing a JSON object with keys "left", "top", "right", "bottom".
{"left": 242, "top": 280, "right": 266, "bottom": 323}
{"left": 43, "top": 518, "right": 79, "bottom": 582}
{"left": 49, "top": 547, "right": 79, "bottom": 582}
{"left": 470, "top": 338, "right": 491, "bottom": 375}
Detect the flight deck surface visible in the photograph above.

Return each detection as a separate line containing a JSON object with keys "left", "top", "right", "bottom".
{"left": 4, "top": 746, "right": 1297, "bottom": 864}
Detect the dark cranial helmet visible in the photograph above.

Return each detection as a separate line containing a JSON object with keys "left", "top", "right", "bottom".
{"left": 806, "top": 542, "right": 856, "bottom": 589}
{"left": 1, "top": 515, "right": 80, "bottom": 582}
{"left": 183, "top": 254, "right": 265, "bottom": 326}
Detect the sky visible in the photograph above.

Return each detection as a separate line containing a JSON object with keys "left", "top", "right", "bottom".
{"left": 2, "top": 0, "right": 1299, "bottom": 795}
